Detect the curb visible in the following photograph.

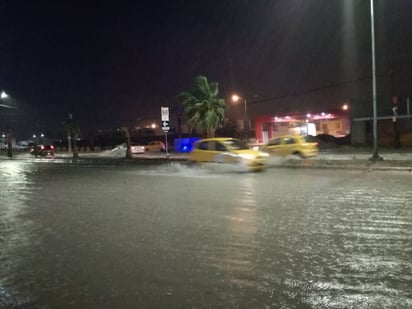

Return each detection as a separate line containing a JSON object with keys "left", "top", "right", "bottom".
{"left": 2, "top": 153, "right": 412, "bottom": 172}
{"left": 273, "top": 159, "right": 412, "bottom": 172}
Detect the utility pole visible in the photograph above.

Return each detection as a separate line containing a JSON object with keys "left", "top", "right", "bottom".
{"left": 369, "top": 0, "right": 382, "bottom": 161}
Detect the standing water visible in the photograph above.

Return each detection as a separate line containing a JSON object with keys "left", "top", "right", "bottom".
{"left": 1, "top": 159, "right": 411, "bottom": 308}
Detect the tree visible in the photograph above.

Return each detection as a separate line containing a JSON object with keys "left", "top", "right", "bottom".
{"left": 6, "top": 129, "right": 12, "bottom": 158}
{"left": 120, "top": 126, "right": 132, "bottom": 159}
{"left": 178, "top": 76, "right": 226, "bottom": 138}
{"left": 171, "top": 102, "right": 184, "bottom": 139}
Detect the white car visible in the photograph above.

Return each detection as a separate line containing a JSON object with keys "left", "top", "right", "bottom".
{"left": 110, "top": 143, "right": 145, "bottom": 157}
{"left": 144, "top": 141, "right": 166, "bottom": 152}
{"left": 130, "top": 143, "right": 145, "bottom": 154}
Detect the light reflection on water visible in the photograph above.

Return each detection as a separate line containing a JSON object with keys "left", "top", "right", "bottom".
{"left": 0, "top": 161, "right": 411, "bottom": 308}
{"left": 209, "top": 176, "right": 259, "bottom": 294}
{"left": 0, "top": 161, "right": 37, "bottom": 307}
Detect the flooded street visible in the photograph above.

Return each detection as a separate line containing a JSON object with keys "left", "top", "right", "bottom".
{"left": 1, "top": 159, "right": 411, "bottom": 308}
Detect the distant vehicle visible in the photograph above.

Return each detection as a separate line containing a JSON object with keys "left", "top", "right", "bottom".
{"left": 30, "top": 144, "right": 55, "bottom": 157}
{"left": 130, "top": 143, "right": 145, "bottom": 154}
{"left": 259, "top": 135, "right": 318, "bottom": 158}
{"left": 110, "top": 143, "right": 145, "bottom": 157}
{"left": 111, "top": 143, "right": 127, "bottom": 152}
{"left": 145, "top": 141, "right": 166, "bottom": 152}
{"left": 189, "top": 137, "right": 269, "bottom": 172}
{"left": 15, "top": 140, "right": 32, "bottom": 151}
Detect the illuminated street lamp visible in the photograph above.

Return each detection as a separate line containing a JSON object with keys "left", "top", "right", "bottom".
{"left": 232, "top": 94, "right": 248, "bottom": 141}
{"left": 342, "top": 104, "right": 349, "bottom": 111}
{"left": 0, "top": 90, "right": 15, "bottom": 109}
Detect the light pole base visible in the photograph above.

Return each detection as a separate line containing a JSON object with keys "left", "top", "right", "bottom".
{"left": 369, "top": 154, "right": 383, "bottom": 162}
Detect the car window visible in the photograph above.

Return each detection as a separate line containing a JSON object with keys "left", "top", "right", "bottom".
{"left": 222, "top": 139, "right": 248, "bottom": 150}
{"left": 198, "top": 141, "right": 209, "bottom": 150}
{"left": 268, "top": 138, "right": 281, "bottom": 146}
{"left": 215, "top": 142, "right": 227, "bottom": 151}
{"left": 284, "top": 137, "right": 296, "bottom": 144}
{"left": 303, "top": 135, "right": 316, "bottom": 143}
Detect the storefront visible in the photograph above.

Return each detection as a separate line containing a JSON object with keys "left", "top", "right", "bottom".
{"left": 254, "top": 112, "right": 350, "bottom": 143}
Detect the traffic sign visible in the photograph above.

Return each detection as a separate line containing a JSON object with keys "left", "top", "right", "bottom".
{"left": 161, "top": 120, "right": 170, "bottom": 131}
{"left": 161, "top": 107, "right": 169, "bottom": 121}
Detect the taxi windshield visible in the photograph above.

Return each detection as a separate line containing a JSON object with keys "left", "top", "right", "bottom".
{"left": 222, "top": 139, "right": 249, "bottom": 150}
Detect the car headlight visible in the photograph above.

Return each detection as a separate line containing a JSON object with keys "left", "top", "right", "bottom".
{"left": 259, "top": 151, "right": 270, "bottom": 158}
{"left": 238, "top": 153, "right": 256, "bottom": 160}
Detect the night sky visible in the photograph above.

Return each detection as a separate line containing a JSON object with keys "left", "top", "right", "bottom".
{"left": 1, "top": 0, "right": 412, "bottom": 138}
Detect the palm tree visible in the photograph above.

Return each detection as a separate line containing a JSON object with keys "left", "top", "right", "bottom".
{"left": 178, "top": 76, "right": 226, "bottom": 138}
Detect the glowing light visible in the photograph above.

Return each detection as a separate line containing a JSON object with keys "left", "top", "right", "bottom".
{"left": 306, "top": 113, "right": 311, "bottom": 118}
{"left": 151, "top": 123, "right": 156, "bottom": 129}
{"left": 232, "top": 94, "right": 240, "bottom": 102}
{"left": 238, "top": 153, "right": 255, "bottom": 160}
{"left": 342, "top": 104, "right": 349, "bottom": 111}
{"left": 1, "top": 91, "right": 8, "bottom": 99}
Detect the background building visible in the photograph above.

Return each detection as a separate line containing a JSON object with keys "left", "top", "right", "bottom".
{"left": 254, "top": 111, "right": 351, "bottom": 143}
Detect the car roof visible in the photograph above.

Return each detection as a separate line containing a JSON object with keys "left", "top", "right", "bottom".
{"left": 196, "top": 137, "right": 239, "bottom": 142}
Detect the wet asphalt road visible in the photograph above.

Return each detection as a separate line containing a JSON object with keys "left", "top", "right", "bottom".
{"left": 0, "top": 159, "right": 411, "bottom": 308}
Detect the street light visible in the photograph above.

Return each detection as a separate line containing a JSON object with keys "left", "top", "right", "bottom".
{"left": 0, "top": 90, "right": 15, "bottom": 109}
{"left": 369, "top": 0, "right": 382, "bottom": 161}
{"left": 232, "top": 94, "right": 248, "bottom": 141}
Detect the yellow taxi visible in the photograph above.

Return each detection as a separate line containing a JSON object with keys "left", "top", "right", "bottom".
{"left": 260, "top": 135, "right": 319, "bottom": 158}
{"left": 189, "top": 137, "right": 269, "bottom": 172}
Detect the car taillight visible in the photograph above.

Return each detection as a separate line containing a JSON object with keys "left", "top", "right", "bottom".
{"left": 50, "top": 145, "right": 54, "bottom": 149}
{"left": 41, "top": 145, "right": 45, "bottom": 150}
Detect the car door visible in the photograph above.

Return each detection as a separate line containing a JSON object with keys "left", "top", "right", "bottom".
{"left": 281, "top": 136, "right": 298, "bottom": 155}
{"left": 265, "top": 137, "right": 282, "bottom": 156}
{"left": 213, "top": 140, "right": 236, "bottom": 163}
{"left": 194, "top": 140, "right": 214, "bottom": 162}
{"left": 147, "top": 141, "right": 155, "bottom": 151}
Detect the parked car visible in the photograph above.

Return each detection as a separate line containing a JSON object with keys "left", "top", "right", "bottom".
{"left": 110, "top": 143, "right": 145, "bottom": 156}
{"left": 130, "top": 143, "right": 145, "bottom": 154}
{"left": 30, "top": 144, "right": 55, "bottom": 157}
{"left": 144, "top": 141, "right": 166, "bottom": 152}
{"left": 189, "top": 137, "right": 269, "bottom": 172}
{"left": 259, "top": 135, "right": 318, "bottom": 158}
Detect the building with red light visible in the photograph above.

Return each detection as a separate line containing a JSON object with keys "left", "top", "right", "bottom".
{"left": 254, "top": 112, "right": 351, "bottom": 143}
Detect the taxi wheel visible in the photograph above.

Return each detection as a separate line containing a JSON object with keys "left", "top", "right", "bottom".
{"left": 293, "top": 151, "right": 304, "bottom": 158}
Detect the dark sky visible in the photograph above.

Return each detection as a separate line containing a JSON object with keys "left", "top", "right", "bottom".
{"left": 1, "top": 0, "right": 412, "bottom": 137}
